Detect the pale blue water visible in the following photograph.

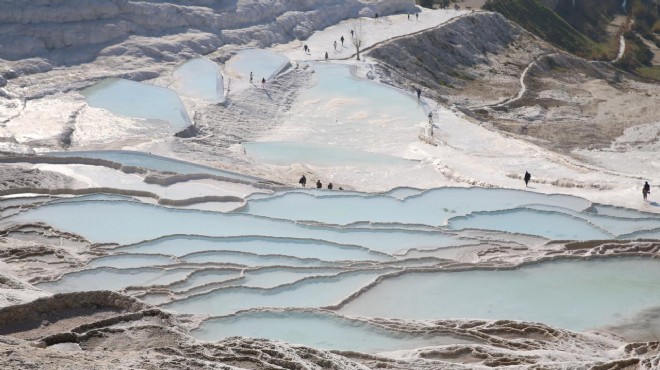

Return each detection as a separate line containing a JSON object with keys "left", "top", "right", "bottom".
{"left": 163, "top": 270, "right": 389, "bottom": 316}
{"left": 37, "top": 267, "right": 193, "bottom": 293}
{"left": 119, "top": 235, "right": 391, "bottom": 262}
{"left": 339, "top": 258, "right": 660, "bottom": 331}
{"left": 172, "top": 57, "right": 224, "bottom": 103}
{"left": 300, "top": 63, "right": 427, "bottom": 135}
{"left": 81, "top": 78, "right": 191, "bottom": 131}
{"left": 226, "top": 49, "right": 289, "bottom": 81}
{"left": 194, "top": 311, "right": 476, "bottom": 352}
{"left": 243, "top": 188, "right": 591, "bottom": 227}
{"left": 168, "top": 269, "right": 240, "bottom": 292}
{"left": 242, "top": 141, "right": 413, "bottom": 167}
{"left": 448, "top": 208, "right": 612, "bottom": 240}
{"left": 8, "top": 200, "right": 460, "bottom": 254}
{"left": 88, "top": 254, "right": 176, "bottom": 268}
{"left": 180, "top": 250, "right": 334, "bottom": 267}
{"left": 47, "top": 150, "right": 259, "bottom": 181}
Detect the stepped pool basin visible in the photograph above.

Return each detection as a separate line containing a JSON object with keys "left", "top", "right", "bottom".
{"left": 338, "top": 258, "right": 660, "bottom": 331}
{"left": 287, "top": 63, "right": 427, "bottom": 151}
{"left": 8, "top": 186, "right": 660, "bottom": 343}
{"left": 117, "top": 236, "right": 392, "bottom": 263}
{"left": 46, "top": 150, "right": 259, "bottom": 181}
{"left": 242, "top": 141, "right": 413, "bottom": 167}
{"left": 172, "top": 57, "right": 225, "bottom": 103}
{"left": 81, "top": 78, "right": 191, "bottom": 131}
{"left": 194, "top": 310, "right": 477, "bottom": 352}
{"left": 226, "top": 49, "right": 289, "bottom": 81}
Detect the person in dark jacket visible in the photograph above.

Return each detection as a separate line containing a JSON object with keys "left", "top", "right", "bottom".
{"left": 316, "top": 180, "right": 322, "bottom": 188}
{"left": 524, "top": 171, "right": 531, "bottom": 187}
{"left": 328, "top": 183, "right": 333, "bottom": 190}
{"left": 643, "top": 181, "right": 651, "bottom": 201}
{"left": 299, "top": 175, "right": 307, "bottom": 187}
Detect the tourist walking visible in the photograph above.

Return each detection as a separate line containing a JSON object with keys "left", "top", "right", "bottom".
{"left": 416, "top": 13, "right": 419, "bottom": 21}
{"left": 249, "top": 71, "right": 253, "bottom": 83}
{"left": 524, "top": 171, "right": 531, "bottom": 187}
{"left": 643, "top": 181, "right": 651, "bottom": 201}
{"left": 316, "top": 180, "right": 322, "bottom": 188}
{"left": 416, "top": 87, "right": 421, "bottom": 100}
{"left": 325, "top": 51, "right": 328, "bottom": 60}
{"left": 334, "top": 40, "right": 337, "bottom": 50}
{"left": 340, "top": 36, "right": 344, "bottom": 46}
{"left": 261, "top": 77, "right": 266, "bottom": 87}
{"left": 299, "top": 175, "right": 307, "bottom": 187}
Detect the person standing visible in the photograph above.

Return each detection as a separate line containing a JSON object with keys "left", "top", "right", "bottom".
{"left": 328, "top": 183, "right": 333, "bottom": 190}
{"left": 325, "top": 51, "right": 328, "bottom": 60}
{"left": 416, "top": 13, "right": 419, "bottom": 21}
{"left": 416, "top": 87, "right": 421, "bottom": 100}
{"left": 524, "top": 171, "right": 531, "bottom": 187}
{"left": 316, "top": 180, "right": 322, "bottom": 188}
{"left": 299, "top": 175, "right": 307, "bottom": 187}
{"left": 643, "top": 181, "right": 651, "bottom": 201}
{"left": 334, "top": 40, "right": 337, "bottom": 51}
{"left": 249, "top": 71, "right": 253, "bottom": 83}
{"left": 340, "top": 35, "right": 345, "bottom": 46}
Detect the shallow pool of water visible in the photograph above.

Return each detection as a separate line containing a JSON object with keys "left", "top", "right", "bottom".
{"left": 243, "top": 188, "right": 592, "bottom": 227}
{"left": 8, "top": 200, "right": 460, "bottom": 253}
{"left": 172, "top": 57, "right": 224, "bottom": 103}
{"left": 119, "top": 235, "right": 390, "bottom": 262}
{"left": 194, "top": 311, "right": 476, "bottom": 352}
{"left": 46, "top": 150, "right": 259, "bottom": 181}
{"left": 448, "top": 208, "right": 613, "bottom": 240}
{"left": 81, "top": 78, "right": 191, "bottom": 131}
{"left": 37, "top": 267, "right": 192, "bottom": 293}
{"left": 163, "top": 270, "right": 389, "bottom": 316}
{"left": 339, "top": 258, "right": 660, "bottom": 331}
{"left": 226, "top": 49, "right": 289, "bottom": 81}
{"left": 243, "top": 141, "right": 413, "bottom": 167}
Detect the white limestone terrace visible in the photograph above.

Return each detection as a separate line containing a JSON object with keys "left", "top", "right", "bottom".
{"left": 1, "top": 2, "right": 660, "bottom": 369}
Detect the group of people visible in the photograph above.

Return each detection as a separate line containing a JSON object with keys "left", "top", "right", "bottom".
{"left": 407, "top": 12, "right": 419, "bottom": 21}
{"left": 524, "top": 172, "right": 653, "bottom": 203}
{"left": 249, "top": 72, "right": 266, "bottom": 86}
{"left": 298, "top": 175, "right": 340, "bottom": 190}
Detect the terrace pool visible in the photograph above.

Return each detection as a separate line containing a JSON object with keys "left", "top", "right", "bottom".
{"left": 81, "top": 78, "right": 191, "bottom": 132}
{"left": 172, "top": 57, "right": 225, "bottom": 103}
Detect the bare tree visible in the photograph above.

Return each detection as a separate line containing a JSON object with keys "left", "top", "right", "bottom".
{"left": 351, "top": 20, "right": 363, "bottom": 61}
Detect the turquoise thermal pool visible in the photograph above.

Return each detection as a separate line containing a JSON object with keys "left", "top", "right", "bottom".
{"left": 7, "top": 184, "right": 660, "bottom": 343}
{"left": 290, "top": 63, "right": 427, "bottom": 149}
{"left": 172, "top": 57, "right": 225, "bottom": 103}
{"left": 163, "top": 269, "right": 391, "bottom": 316}
{"left": 81, "top": 78, "right": 191, "bottom": 131}
{"left": 37, "top": 267, "right": 193, "bottom": 293}
{"left": 46, "top": 150, "right": 259, "bottom": 182}
{"left": 243, "top": 188, "right": 592, "bottom": 227}
{"left": 225, "top": 49, "right": 289, "bottom": 81}
{"left": 8, "top": 200, "right": 460, "bottom": 253}
{"left": 194, "top": 311, "right": 476, "bottom": 352}
{"left": 118, "top": 236, "right": 392, "bottom": 262}
{"left": 338, "top": 258, "right": 660, "bottom": 331}
{"left": 242, "top": 141, "right": 413, "bottom": 167}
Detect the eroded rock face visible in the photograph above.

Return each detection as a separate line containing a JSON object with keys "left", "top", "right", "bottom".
{"left": 0, "top": 0, "right": 416, "bottom": 65}
{"left": 367, "top": 12, "right": 552, "bottom": 104}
